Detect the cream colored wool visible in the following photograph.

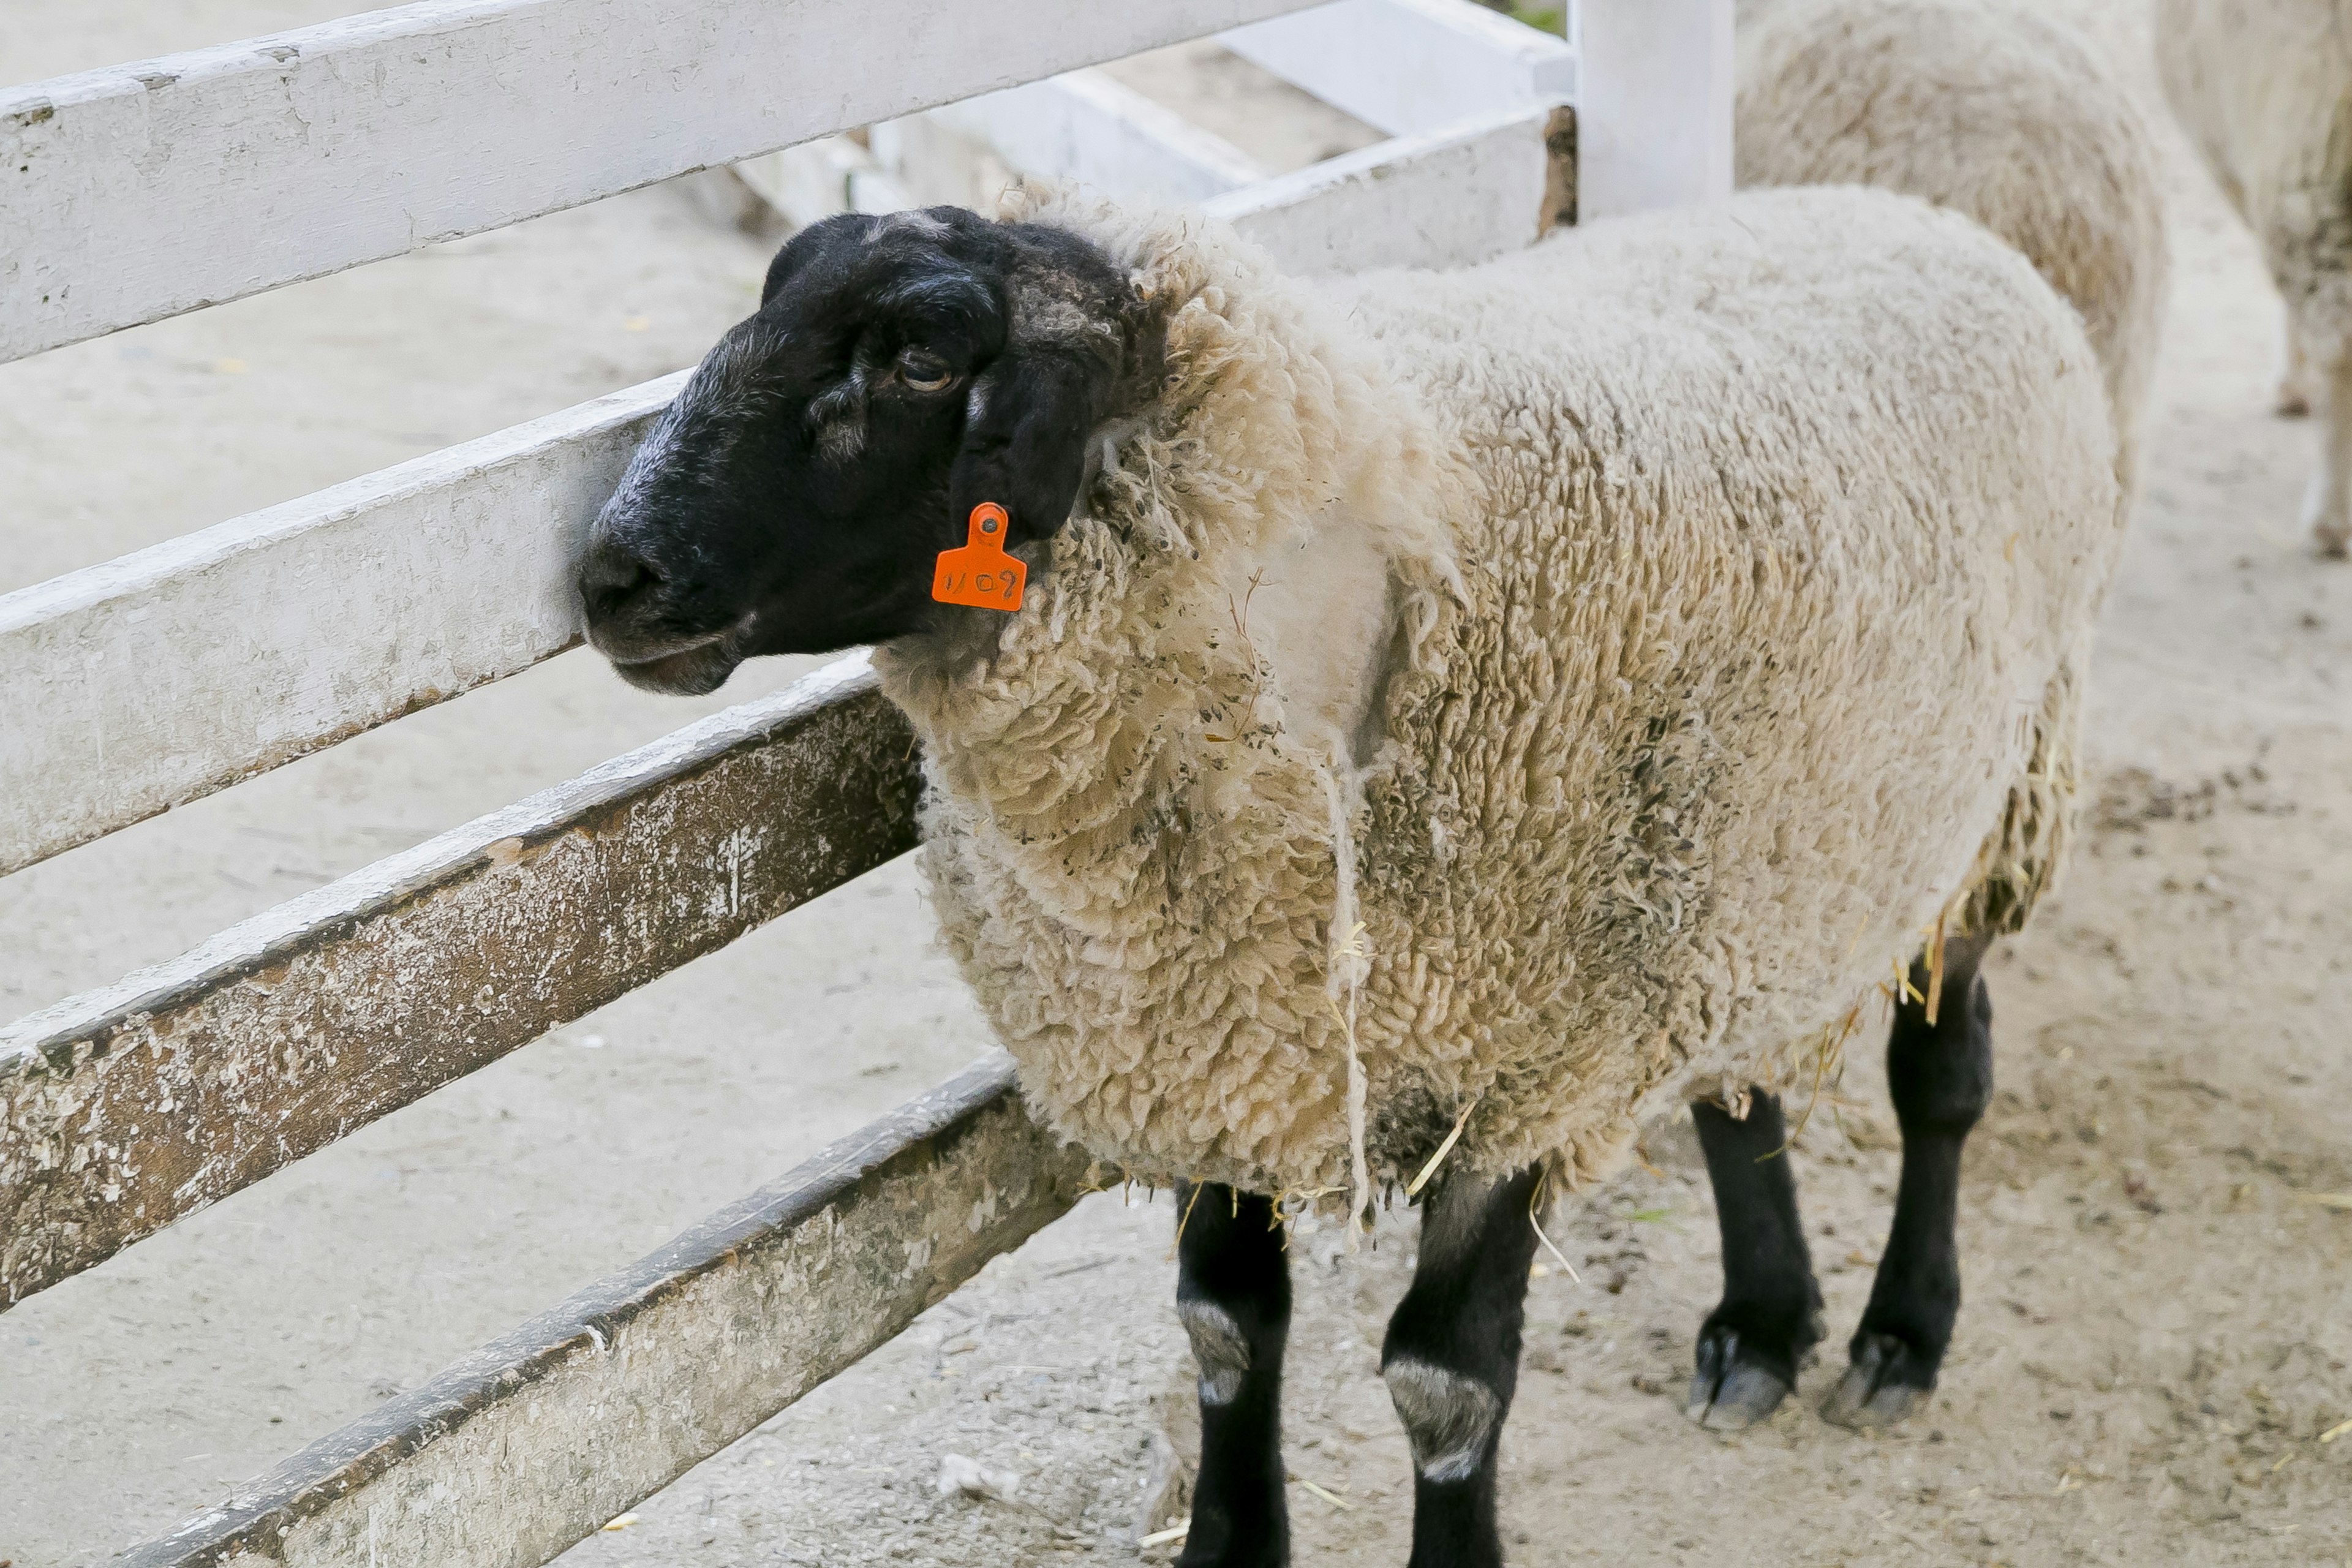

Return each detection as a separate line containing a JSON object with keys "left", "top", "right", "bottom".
{"left": 876, "top": 184, "right": 2120, "bottom": 1204}
{"left": 1735, "top": 0, "right": 2169, "bottom": 486}
{"left": 2158, "top": 0, "right": 2352, "bottom": 368}
{"left": 2155, "top": 0, "right": 2352, "bottom": 555}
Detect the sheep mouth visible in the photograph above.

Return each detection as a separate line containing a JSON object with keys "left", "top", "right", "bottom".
{"left": 607, "top": 630, "right": 745, "bottom": 696}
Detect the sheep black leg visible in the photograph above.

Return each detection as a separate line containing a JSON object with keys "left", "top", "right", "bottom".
{"left": 1685, "top": 1090, "right": 1822, "bottom": 1431}
{"left": 1382, "top": 1166, "right": 1542, "bottom": 1568}
{"left": 1823, "top": 935, "right": 1994, "bottom": 1429}
{"left": 1175, "top": 1183, "right": 1292, "bottom": 1568}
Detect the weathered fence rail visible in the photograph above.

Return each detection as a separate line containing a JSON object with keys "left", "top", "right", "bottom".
{"left": 0, "top": 0, "right": 1332, "bottom": 364}
{"left": 0, "top": 374, "right": 680, "bottom": 876}
{"left": 117, "top": 1055, "right": 1087, "bottom": 1568}
{"left": 0, "top": 657, "right": 914, "bottom": 1307}
{"left": 1, "top": 0, "right": 1734, "bottom": 1560}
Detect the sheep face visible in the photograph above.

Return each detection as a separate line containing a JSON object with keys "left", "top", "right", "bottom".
{"left": 578, "top": 206, "right": 1154, "bottom": 695}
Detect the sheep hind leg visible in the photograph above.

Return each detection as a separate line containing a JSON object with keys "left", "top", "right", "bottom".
{"left": 1382, "top": 1165, "right": 1542, "bottom": 1568}
{"left": 1822, "top": 933, "right": 1995, "bottom": 1429}
{"left": 2299, "top": 350, "right": 2352, "bottom": 559}
{"left": 1175, "top": 1183, "right": 1292, "bottom": 1568}
{"left": 1685, "top": 1091, "right": 1823, "bottom": 1431}
{"left": 2276, "top": 332, "right": 2312, "bottom": 418}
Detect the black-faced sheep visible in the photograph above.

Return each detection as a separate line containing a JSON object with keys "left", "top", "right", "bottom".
{"left": 579, "top": 171, "right": 2124, "bottom": 1562}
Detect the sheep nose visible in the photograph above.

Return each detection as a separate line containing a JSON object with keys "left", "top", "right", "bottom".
{"left": 578, "top": 538, "right": 662, "bottom": 622}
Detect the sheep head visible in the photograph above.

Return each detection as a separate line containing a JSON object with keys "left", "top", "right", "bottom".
{"left": 578, "top": 205, "right": 1162, "bottom": 695}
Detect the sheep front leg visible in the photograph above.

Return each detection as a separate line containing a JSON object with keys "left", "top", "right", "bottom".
{"left": 1382, "top": 1166, "right": 1542, "bottom": 1568}
{"left": 1175, "top": 1183, "right": 1292, "bottom": 1568}
{"left": 1822, "top": 933, "right": 1995, "bottom": 1428}
{"left": 1684, "top": 1090, "right": 1823, "bottom": 1430}
{"left": 2302, "top": 350, "right": 2352, "bottom": 558}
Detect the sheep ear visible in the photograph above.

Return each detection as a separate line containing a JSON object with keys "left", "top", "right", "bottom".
{"left": 948, "top": 349, "right": 1107, "bottom": 548}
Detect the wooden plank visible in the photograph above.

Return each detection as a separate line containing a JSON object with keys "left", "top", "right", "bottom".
{"left": 1219, "top": 0, "right": 1575, "bottom": 137}
{"left": 730, "top": 136, "right": 913, "bottom": 232}
{"left": 119, "top": 1055, "right": 1090, "bottom": 1568}
{"left": 0, "top": 0, "right": 1326, "bottom": 364}
{"left": 0, "top": 374, "right": 681, "bottom": 878}
{"left": 0, "top": 655, "right": 919, "bottom": 1311}
{"left": 927, "top": 69, "right": 1263, "bottom": 203}
{"left": 1568, "top": 0, "right": 1733, "bottom": 218}
{"left": 1215, "top": 104, "right": 1573, "bottom": 273}
{"left": 737, "top": 69, "right": 1257, "bottom": 232}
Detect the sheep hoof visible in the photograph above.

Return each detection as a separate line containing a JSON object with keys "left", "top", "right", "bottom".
{"left": 1683, "top": 1328, "right": 1794, "bottom": 1431}
{"left": 2275, "top": 385, "right": 2311, "bottom": 418}
{"left": 1820, "top": 1332, "right": 1933, "bottom": 1430}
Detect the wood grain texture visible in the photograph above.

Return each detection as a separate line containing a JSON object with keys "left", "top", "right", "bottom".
{"left": 0, "top": 0, "right": 1323, "bottom": 364}
{"left": 118, "top": 1055, "right": 1088, "bottom": 1568}
{"left": 0, "top": 656, "right": 919, "bottom": 1310}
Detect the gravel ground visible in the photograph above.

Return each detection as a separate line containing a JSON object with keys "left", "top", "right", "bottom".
{"left": 2, "top": 3, "right": 2347, "bottom": 1566}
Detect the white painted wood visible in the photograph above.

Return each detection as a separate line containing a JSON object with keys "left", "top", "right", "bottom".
{"left": 1216, "top": 105, "right": 1565, "bottom": 273}
{"left": 1569, "top": 0, "right": 1734, "bottom": 218}
{"left": 738, "top": 70, "right": 1258, "bottom": 230}
{"left": 0, "top": 0, "right": 1324, "bottom": 364}
{"left": 3, "top": 655, "right": 916, "bottom": 1308}
{"left": 0, "top": 100, "right": 1568, "bottom": 877}
{"left": 0, "top": 374, "right": 682, "bottom": 876}
{"left": 929, "top": 69, "right": 1263, "bottom": 204}
{"left": 1219, "top": 0, "right": 1575, "bottom": 137}
{"left": 119, "top": 1056, "right": 1084, "bottom": 1568}
{"left": 732, "top": 137, "right": 913, "bottom": 232}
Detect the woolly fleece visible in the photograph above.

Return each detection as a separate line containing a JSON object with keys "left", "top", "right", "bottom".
{"left": 1736, "top": 0, "right": 2169, "bottom": 487}
{"left": 2155, "top": 0, "right": 2352, "bottom": 372}
{"left": 875, "top": 185, "right": 2120, "bottom": 1203}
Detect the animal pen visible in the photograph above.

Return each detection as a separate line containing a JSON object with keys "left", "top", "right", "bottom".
{"left": 0, "top": 1, "right": 1730, "bottom": 1560}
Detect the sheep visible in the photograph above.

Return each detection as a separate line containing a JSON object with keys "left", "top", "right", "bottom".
{"left": 1735, "top": 0, "right": 2171, "bottom": 494}
{"left": 578, "top": 180, "right": 2120, "bottom": 1564}
{"left": 2154, "top": 0, "right": 2352, "bottom": 557}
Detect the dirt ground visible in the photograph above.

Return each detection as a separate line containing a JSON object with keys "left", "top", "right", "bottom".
{"left": 2, "top": 2, "right": 2347, "bottom": 1566}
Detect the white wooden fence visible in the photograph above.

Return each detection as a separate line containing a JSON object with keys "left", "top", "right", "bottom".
{"left": 0, "top": 1, "right": 1731, "bottom": 1559}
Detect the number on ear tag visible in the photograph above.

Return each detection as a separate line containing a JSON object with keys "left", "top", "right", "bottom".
{"left": 932, "top": 502, "right": 1027, "bottom": 612}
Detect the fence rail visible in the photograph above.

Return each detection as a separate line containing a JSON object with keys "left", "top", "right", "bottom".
{"left": 1, "top": 658, "right": 915, "bottom": 1308}
{"left": 0, "top": 375, "right": 678, "bottom": 876}
{"left": 118, "top": 1055, "right": 1086, "bottom": 1568}
{"left": 0, "top": 0, "right": 1329, "bottom": 364}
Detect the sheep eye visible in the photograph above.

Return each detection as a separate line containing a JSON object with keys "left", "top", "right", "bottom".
{"left": 899, "top": 350, "right": 953, "bottom": 392}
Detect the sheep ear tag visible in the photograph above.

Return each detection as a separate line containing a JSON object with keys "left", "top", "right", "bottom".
{"left": 932, "top": 502, "right": 1027, "bottom": 612}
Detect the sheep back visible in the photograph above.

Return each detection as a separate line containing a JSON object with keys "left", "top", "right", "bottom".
{"left": 1736, "top": 0, "right": 2169, "bottom": 480}
{"left": 2154, "top": 0, "right": 2352, "bottom": 371}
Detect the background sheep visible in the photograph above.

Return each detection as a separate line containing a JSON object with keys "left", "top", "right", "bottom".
{"left": 579, "top": 172, "right": 2120, "bottom": 1565}
{"left": 2154, "top": 0, "right": 2352, "bottom": 557}
{"left": 1736, "top": 0, "right": 2171, "bottom": 492}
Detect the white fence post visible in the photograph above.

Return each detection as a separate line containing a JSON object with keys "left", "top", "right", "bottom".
{"left": 1570, "top": 0, "right": 1733, "bottom": 219}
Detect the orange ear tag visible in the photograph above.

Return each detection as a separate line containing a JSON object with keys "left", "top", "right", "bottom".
{"left": 931, "top": 502, "right": 1027, "bottom": 612}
